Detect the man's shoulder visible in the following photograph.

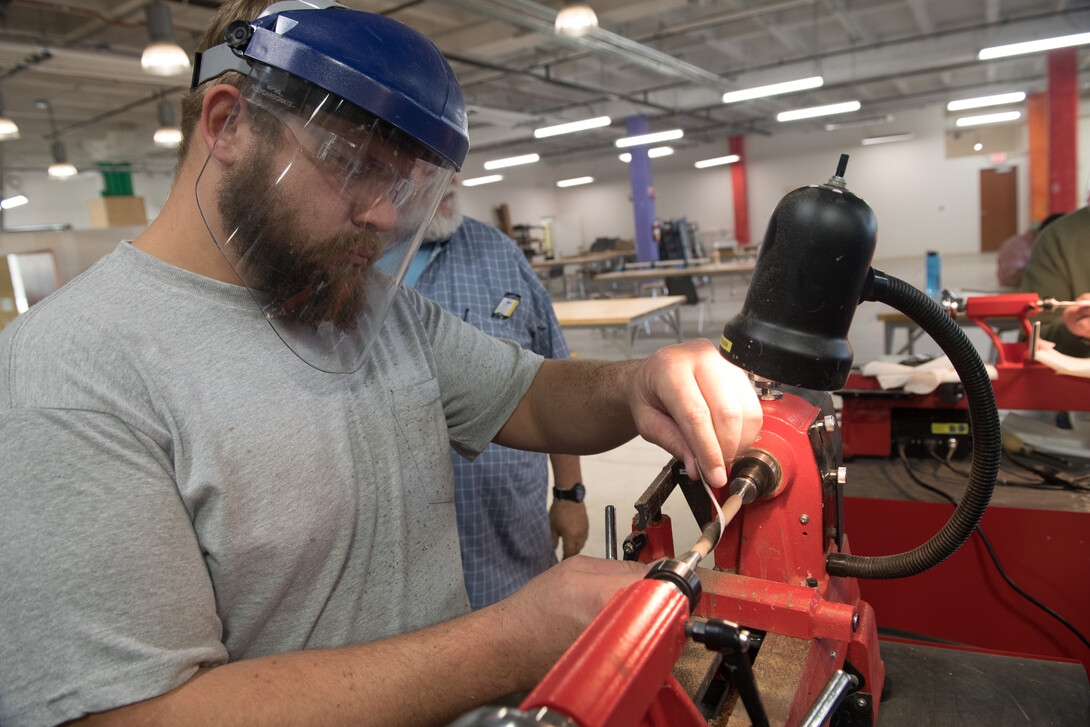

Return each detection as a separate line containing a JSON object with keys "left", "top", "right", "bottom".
{"left": 457, "top": 216, "right": 518, "bottom": 248}
{"left": 454, "top": 217, "right": 533, "bottom": 270}
{"left": 0, "top": 244, "right": 193, "bottom": 407}
{"left": 1042, "top": 207, "right": 1090, "bottom": 243}
{"left": 1, "top": 249, "right": 123, "bottom": 346}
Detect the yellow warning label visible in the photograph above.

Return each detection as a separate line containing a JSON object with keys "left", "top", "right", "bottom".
{"left": 931, "top": 422, "right": 969, "bottom": 435}
{"left": 720, "top": 335, "right": 733, "bottom": 353}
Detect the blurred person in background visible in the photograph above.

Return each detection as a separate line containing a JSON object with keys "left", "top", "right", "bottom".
{"left": 996, "top": 212, "right": 1065, "bottom": 288}
{"left": 1019, "top": 208, "right": 1090, "bottom": 358}
{"left": 409, "top": 180, "right": 589, "bottom": 609}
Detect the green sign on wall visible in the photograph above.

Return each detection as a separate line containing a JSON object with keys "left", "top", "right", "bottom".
{"left": 98, "top": 162, "right": 134, "bottom": 197}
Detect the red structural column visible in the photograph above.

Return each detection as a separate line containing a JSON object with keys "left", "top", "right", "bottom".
{"left": 1047, "top": 47, "right": 1078, "bottom": 213}
{"left": 1027, "top": 92, "right": 1049, "bottom": 223}
{"left": 729, "top": 135, "right": 750, "bottom": 246}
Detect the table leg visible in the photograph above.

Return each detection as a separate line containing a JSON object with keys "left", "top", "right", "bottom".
{"left": 906, "top": 325, "right": 923, "bottom": 355}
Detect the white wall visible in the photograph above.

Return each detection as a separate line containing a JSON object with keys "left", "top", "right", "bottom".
{"left": 2, "top": 169, "right": 175, "bottom": 232}
{"left": 4, "top": 97, "right": 1088, "bottom": 280}
{"left": 458, "top": 101, "right": 1090, "bottom": 260}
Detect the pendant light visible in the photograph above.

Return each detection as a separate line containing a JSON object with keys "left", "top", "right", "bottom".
{"left": 141, "top": 1, "right": 191, "bottom": 77}
{"left": 0, "top": 92, "right": 20, "bottom": 141}
{"left": 48, "top": 140, "right": 77, "bottom": 179}
{"left": 153, "top": 98, "right": 182, "bottom": 147}
{"left": 555, "top": 0, "right": 598, "bottom": 37}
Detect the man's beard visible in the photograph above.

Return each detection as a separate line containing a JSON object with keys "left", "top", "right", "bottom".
{"left": 217, "top": 151, "right": 384, "bottom": 332}
{"left": 423, "top": 192, "right": 463, "bottom": 243}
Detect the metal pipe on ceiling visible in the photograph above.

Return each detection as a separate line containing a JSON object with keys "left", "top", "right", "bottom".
{"left": 433, "top": 0, "right": 734, "bottom": 90}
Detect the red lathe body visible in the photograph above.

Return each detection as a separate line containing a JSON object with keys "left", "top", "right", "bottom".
{"left": 841, "top": 292, "right": 1090, "bottom": 458}
{"left": 522, "top": 390, "right": 883, "bottom": 726}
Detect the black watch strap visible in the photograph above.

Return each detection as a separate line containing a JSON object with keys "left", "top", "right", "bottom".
{"left": 553, "top": 482, "right": 585, "bottom": 503}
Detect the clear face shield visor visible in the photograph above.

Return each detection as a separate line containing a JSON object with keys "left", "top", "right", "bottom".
{"left": 195, "top": 64, "right": 455, "bottom": 373}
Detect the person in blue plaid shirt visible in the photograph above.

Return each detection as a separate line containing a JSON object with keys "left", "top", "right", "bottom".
{"left": 409, "top": 181, "right": 590, "bottom": 608}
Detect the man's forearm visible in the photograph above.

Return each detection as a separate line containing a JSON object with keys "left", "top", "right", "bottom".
{"left": 496, "top": 358, "right": 641, "bottom": 455}
{"left": 496, "top": 340, "right": 763, "bottom": 489}
{"left": 549, "top": 453, "right": 583, "bottom": 488}
{"left": 73, "top": 606, "right": 532, "bottom": 727}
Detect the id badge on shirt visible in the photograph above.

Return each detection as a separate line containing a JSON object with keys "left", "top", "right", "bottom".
{"left": 492, "top": 293, "right": 521, "bottom": 319}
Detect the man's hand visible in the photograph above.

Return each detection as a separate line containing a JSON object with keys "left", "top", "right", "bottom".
{"left": 1062, "top": 293, "right": 1090, "bottom": 339}
{"left": 71, "top": 556, "right": 646, "bottom": 727}
{"left": 488, "top": 555, "right": 646, "bottom": 685}
{"left": 550, "top": 499, "right": 589, "bottom": 558}
{"left": 627, "top": 339, "right": 762, "bottom": 488}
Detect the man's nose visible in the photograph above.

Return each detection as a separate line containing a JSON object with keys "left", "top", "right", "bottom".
{"left": 352, "top": 194, "right": 397, "bottom": 231}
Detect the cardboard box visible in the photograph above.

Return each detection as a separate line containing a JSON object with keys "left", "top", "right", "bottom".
{"left": 88, "top": 196, "right": 148, "bottom": 229}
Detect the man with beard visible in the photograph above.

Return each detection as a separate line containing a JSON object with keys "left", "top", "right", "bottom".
{"left": 214, "top": 113, "right": 387, "bottom": 333}
{"left": 409, "top": 181, "right": 589, "bottom": 609}
{"left": 0, "top": 2, "right": 762, "bottom": 726}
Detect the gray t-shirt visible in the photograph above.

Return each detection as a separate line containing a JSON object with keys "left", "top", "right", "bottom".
{"left": 0, "top": 242, "right": 542, "bottom": 727}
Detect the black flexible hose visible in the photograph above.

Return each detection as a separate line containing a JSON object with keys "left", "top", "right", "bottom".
{"left": 826, "top": 269, "right": 1001, "bottom": 579}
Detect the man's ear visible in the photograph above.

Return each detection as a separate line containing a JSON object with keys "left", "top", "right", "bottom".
{"left": 199, "top": 84, "right": 244, "bottom": 164}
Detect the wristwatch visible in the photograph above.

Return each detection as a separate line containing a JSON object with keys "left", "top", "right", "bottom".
{"left": 553, "top": 482, "right": 585, "bottom": 503}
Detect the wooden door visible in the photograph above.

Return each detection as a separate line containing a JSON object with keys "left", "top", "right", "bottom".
{"left": 980, "top": 166, "right": 1018, "bottom": 251}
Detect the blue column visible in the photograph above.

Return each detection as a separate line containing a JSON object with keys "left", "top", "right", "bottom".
{"left": 626, "top": 115, "right": 658, "bottom": 263}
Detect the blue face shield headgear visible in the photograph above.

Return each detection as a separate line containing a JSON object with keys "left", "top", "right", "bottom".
{"left": 192, "top": 3, "right": 468, "bottom": 373}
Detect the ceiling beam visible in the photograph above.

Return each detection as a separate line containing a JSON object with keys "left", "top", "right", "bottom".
{"left": 433, "top": 0, "right": 735, "bottom": 89}
{"left": 905, "top": 0, "right": 935, "bottom": 34}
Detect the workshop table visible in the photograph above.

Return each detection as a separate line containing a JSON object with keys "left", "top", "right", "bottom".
{"left": 552, "top": 295, "right": 686, "bottom": 358}
{"left": 531, "top": 250, "right": 634, "bottom": 299}
{"left": 878, "top": 311, "right": 1022, "bottom": 356}
{"left": 593, "top": 259, "right": 756, "bottom": 298}
{"left": 529, "top": 250, "right": 632, "bottom": 272}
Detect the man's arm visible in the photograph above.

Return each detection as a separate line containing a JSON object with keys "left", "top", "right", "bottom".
{"left": 549, "top": 453, "right": 588, "bottom": 558}
{"left": 1062, "top": 293, "right": 1090, "bottom": 342}
{"left": 72, "top": 556, "right": 645, "bottom": 727}
{"left": 495, "top": 339, "right": 763, "bottom": 489}
{"left": 1019, "top": 218, "right": 1090, "bottom": 357}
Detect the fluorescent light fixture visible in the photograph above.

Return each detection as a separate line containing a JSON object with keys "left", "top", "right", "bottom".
{"left": 955, "top": 111, "right": 1022, "bottom": 127}
{"left": 557, "top": 176, "right": 594, "bottom": 188}
{"left": 615, "top": 129, "right": 683, "bottom": 148}
{"left": 483, "top": 153, "right": 540, "bottom": 170}
{"left": 947, "top": 92, "right": 1026, "bottom": 111}
{"left": 618, "top": 146, "right": 674, "bottom": 163}
{"left": 861, "top": 133, "right": 914, "bottom": 146}
{"left": 534, "top": 116, "right": 611, "bottom": 138}
{"left": 462, "top": 174, "right": 504, "bottom": 187}
{"left": 722, "top": 76, "right": 823, "bottom": 104}
{"left": 824, "top": 114, "right": 892, "bottom": 131}
{"left": 694, "top": 154, "right": 740, "bottom": 169}
{"left": 777, "top": 101, "right": 861, "bottom": 122}
{"left": 141, "top": 1, "right": 191, "bottom": 77}
{"left": 979, "top": 32, "right": 1090, "bottom": 60}
{"left": 1, "top": 194, "right": 28, "bottom": 209}
{"left": 555, "top": 0, "right": 598, "bottom": 37}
